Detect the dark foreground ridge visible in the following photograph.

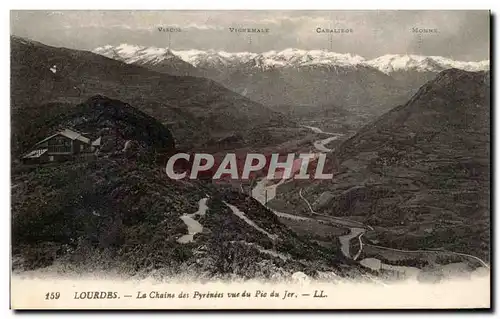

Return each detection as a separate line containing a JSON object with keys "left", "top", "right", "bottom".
{"left": 11, "top": 96, "right": 362, "bottom": 280}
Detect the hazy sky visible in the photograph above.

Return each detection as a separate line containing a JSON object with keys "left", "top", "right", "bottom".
{"left": 10, "top": 10, "right": 490, "bottom": 60}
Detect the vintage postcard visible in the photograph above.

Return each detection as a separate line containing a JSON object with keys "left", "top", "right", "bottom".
{"left": 10, "top": 10, "right": 491, "bottom": 310}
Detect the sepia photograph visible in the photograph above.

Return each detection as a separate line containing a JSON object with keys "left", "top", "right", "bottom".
{"left": 8, "top": 8, "right": 491, "bottom": 310}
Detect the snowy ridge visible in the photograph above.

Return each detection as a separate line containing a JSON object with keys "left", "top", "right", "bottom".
{"left": 174, "top": 49, "right": 259, "bottom": 68}
{"left": 94, "top": 44, "right": 179, "bottom": 65}
{"left": 366, "top": 54, "right": 490, "bottom": 74}
{"left": 93, "top": 44, "right": 490, "bottom": 73}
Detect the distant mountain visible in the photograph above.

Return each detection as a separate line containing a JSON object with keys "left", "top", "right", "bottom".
{"left": 93, "top": 44, "right": 202, "bottom": 76}
{"left": 294, "top": 69, "right": 490, "bottom": 261}
{"left": 11, "top": 36, "right": 293, "bottom": 154}
{"left": 94, "top": 45, "right": 488, "bottom": 73}
{"left": 365, "top": 54, "right": 489, "bottom": 74}
{"left": 93, "top": 44, "right": 489, "bottom": 118}
{"left": 92, "top": 46, "right": 403, "bottom": 115}
{"left": 366, "top": 54, "right": 490, "bottom": 96}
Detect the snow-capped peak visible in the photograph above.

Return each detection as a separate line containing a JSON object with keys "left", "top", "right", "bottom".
{"left": 93, "top": 45, "right": 369, "bottom": 70}
{"left": 94, "top": 43, "right": 178, "bottom": 65}
{"left": 171, "top": 49, "right": 259, "bottom": 68}
{"left": 365, "top": 54, "right": 489, "bottom": 74}
{"left": 260, "top": 48, "right": 366, "bottom": 67}
{"left": 92, "top": 44, "right": 490, "bottom": 73}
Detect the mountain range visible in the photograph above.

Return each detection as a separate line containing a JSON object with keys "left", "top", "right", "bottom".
{"left": 93, "top": 44, "right": 489, "bottom": 117}
{"left": 94, "top": 45, "right": 488, "bottom": 74}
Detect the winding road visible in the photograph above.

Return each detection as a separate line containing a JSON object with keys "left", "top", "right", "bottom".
{"left": 177, "top": 197, "right": 210, "bottom": 244}
{"left": 252, "top": 124, "right": 490, "bottom": 271}
{"left": 299, "top": 187, "right": 367, "bottom": 260}
{"left": 299, "top": 188, "right": 490, "bottom": 269}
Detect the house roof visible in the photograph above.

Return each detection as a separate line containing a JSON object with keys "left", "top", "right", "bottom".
{"left": 60, "top": 129, "right": 91, "bottom": 144}
{"left": 35, "top": 128, "right": 91, "bottom": 146}
{"left": 91, "top": 137, "right": 102, "bottom": 146}
{"left": 23, "top": 148, "right": 48, "bottom": 159}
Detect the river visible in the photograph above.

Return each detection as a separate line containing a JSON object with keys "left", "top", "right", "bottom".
{"left": 251, "top": 125, "right": 360, "bottom": 259}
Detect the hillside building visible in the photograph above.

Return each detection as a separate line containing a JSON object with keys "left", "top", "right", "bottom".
{"left": 22, "top": 128, "right": 101, "bottom": 164}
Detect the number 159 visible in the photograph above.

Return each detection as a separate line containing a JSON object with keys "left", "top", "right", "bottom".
{"left": 45, "top": 292, "right": 60, "bottom": 300}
